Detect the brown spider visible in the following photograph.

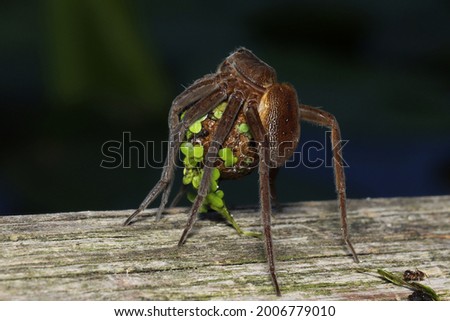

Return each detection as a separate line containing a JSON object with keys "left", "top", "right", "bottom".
{"left": 403, "top": 269, "right": 428, "bottom": 282}
{"left": 124, "top": 48, "right": 359, "bottom": 296}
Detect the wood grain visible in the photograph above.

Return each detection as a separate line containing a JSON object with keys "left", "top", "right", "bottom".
{"left": 1, "top": 196, "right": 449, "bottom": 300}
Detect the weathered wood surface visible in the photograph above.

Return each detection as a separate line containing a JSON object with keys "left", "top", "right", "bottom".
{"left": 1, "top": 196, "right": 449, "bottom": 300}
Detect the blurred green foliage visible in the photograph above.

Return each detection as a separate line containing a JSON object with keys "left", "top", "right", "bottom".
{"left": 0, "top": 0, "right": 449, "bottom": 215}
{"left": 45, "top": 0, "right": 169, "bottom": 111}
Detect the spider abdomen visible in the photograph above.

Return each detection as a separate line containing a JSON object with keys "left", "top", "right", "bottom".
{"left": 258, "top": 83, "right": 301, "bottom": 167}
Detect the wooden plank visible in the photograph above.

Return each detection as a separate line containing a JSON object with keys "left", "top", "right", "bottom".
{"left": 1, "top": 196, "right": 449, "bottom": 300}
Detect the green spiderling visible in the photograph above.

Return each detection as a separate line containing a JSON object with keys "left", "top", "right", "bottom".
{"left": 182, "top": 168, "right": 194, "bottom": 185}
{"left": 180, "top": 105, "right": 260, "bottom": 238}
{"left": 187, "top": 114, "right": 207, "bottom": 135}
{"left": 206, "top": 192, "right": 224, "bottom": 209}
{"left": 193, "top": 145, "right": 204, "bottom": 160}
{"left": 183, "top": 156, "right": 197, "bottom": 168}
{"left": 211, "top": 167, "right": 220, "bottom": 181}
{"left": 218, "top": 147, "right": 238, "bottom": 167}
{"left": 188, "top": 121, "right": 202, "bottom": 134}
{"left": 212, "top": 102, "right": 227, "bottom": 120}
{"left": 192, "top": 174, "right": 202, "bottom": 189}
{"left": 238, "top": 123, "right": 249, "bottom": 133}
{"left": 180, "top": 142, "right": 193, "bottom": 157}
{"left": 215, "top": 189, "right": 224, "bottom": 199}
{"left": 186, "top": 191, "right": 196, "bottom": 203}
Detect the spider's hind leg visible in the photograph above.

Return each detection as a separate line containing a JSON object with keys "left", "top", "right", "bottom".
{"left": 299, "top": 104, "right": 359, "bottom": 263}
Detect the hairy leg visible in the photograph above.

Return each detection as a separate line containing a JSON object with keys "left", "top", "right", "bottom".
{"left": 245, "top": 104, "right": 281, "bottom": 296}
{"left": 178, "top": 93, "right": 243, "bottom": 245}
{"left": 169, "top": 184, "right": 187, "bottom": 208}
{"left": 299, "top": 104, "right": 359, "bottom": 263}
{"left": 124, "top": 83, "right": 226, "bottom": 225}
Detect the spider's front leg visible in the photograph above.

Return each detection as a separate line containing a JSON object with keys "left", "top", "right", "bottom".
{"left": 178, "top": 92, "right": 244, "bottom": 245}
{"left": 245, "top": 105, "right": 280, "bottom": 296}
{"left": 124, "top": 75, "right": 225, "bottom": 225}
{"left": 156, "top": 75, "right": 223, "bottom": 219}
{"left": 269, "top": 167, "right": 282, "bottom": 211}
{"left": 244, "top": 83, "right": 300, "bottom": 296}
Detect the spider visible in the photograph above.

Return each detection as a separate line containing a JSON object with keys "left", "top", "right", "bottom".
{"left": 403, "top": 269, "right": 427, "bottom": 282}
{"left": 124, "top": 47, "right": 359, "bottom": 296}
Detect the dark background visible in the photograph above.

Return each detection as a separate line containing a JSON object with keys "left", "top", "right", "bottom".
{"left": 1, "top": 0, "right": 449, "bottom": 215}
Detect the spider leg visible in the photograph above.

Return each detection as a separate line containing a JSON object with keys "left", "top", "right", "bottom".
{"left": 171, "top": 74, "right": 219, "bottom": 112}
{"left": 156, "top": 176, "right": 174, "bottom": 218}
{"left": 269, "top": 167, "right": 282, "bottom": 211}
{"left": 156, "top": 75, "right": 221, "bottom": 219}
{"left": 169, "top": 184, "right": 187, "bottom": 208}
{"left": 123, "top": 85, "right": 226, "bottom": 226}
{"left": 245, "top": 103, "right": 281, "bottom": 296}
{"left": 299, "top": 104, "right": 359, "bottom": 263}
{"left": 178, "top": 93, "right": 243, "bottom": 245}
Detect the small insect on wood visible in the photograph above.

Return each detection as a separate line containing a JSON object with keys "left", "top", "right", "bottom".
{"left": 124, "top": 47, "right": 359, "bottom": 296}
{"left": 403, "top": 269, "right": 428, "bottom": 282}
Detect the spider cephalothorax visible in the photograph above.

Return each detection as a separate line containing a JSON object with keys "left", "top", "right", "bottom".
{"left": 124, "top": 48, "right": 359, "bottom": 296}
